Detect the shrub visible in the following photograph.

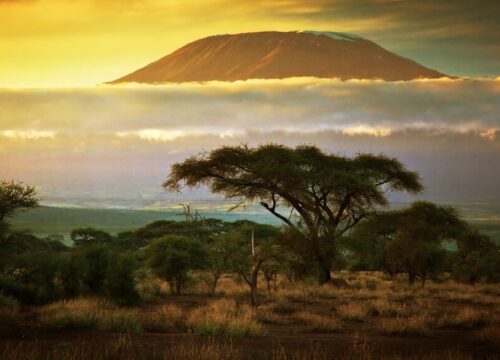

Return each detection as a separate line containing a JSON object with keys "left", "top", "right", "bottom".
{"left": 0, "top": 291, "right": 18, "bottom": 308}
{"left": 146, "top": 236, "right": 209, "bottom": 295}
{"left": 82, "top": 245, "right": 111, "bottom": 294}
{"left": 106, "top": 252, "right": 140, "bottom": 305}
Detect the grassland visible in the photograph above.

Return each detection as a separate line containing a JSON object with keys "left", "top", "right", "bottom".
{"left": 1, "top": 272, "right": 499, "bottom": 359}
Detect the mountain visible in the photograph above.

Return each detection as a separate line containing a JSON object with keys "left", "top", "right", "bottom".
{"left": 109, "top": 31, "right": 446, "bottom": 84}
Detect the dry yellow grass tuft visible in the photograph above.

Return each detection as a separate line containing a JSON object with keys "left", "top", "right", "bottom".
{"left": 377, "top": 314, "right": 430, "bottom": 336}
{"left": 186, "top": 298, "right": 265, "bottom": 337}
{"left": 336, "top": 302, "right": 371, "bottom": 321}
{"left": 141, "top": 304, "right": 184, "bottom": 332}
{"left": 431, "top": 307, "right": 491, "bottom": 329}
{"left": 294, "top": 310, "right": 342, "bottom": 332}
{"left": 37, "top": 298, "right": 142, "bottom": 333}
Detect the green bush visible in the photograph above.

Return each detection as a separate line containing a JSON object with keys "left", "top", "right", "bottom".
{"left": 106, "top": 252, "right": 140, "bottom": 305}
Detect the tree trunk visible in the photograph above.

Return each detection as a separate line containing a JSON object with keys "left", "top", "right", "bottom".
{"left": 211, "top": 273, "right": 221, "bottom": 295}
{"left": 315, "top": 241, "right": 334, "bottom": 284}
{"left": 266, "top": 277, "right": 271, "bottom": 294}
{"left": 250, "top": 262, "right": 261, "bottom": 307}
{"left": 273, "top": 273, "right": 277, "bottom": 291}
{"left": 319, "top": 265, "right": 332, "bottom": 284}
{"left": 408, "top": 271, "right": 416, "bottom": 286}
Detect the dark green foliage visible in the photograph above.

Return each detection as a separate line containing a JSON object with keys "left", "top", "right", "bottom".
{"left": 0, "top": 275, "right": 38, "bottom": 305}
{"left": 146, "top": 235, "right": 209, "bottom": 294}
{"left": 81, "top": 245, "right": 111, "bottom": 294}
{"left": 276, "top": 228, "right": 318, "bottom": 281}
{"left": 0, "top": 180, "right": 39, "bottom": 223}
{"left": 106, "top": 252, "right": 140, "bottom": 305}
{"left": 1, "top": 251, "right": 63, "bottom": 304}
{"left": 452, "top": 229, "right": 500, "bottom": 284}
{"left": 71, "top": 227, "right": 113, "bottom": 247}
{"left": 60, "top": 252, "right": 88, "bottom": 298}
{"left": 348, "top": 201, "right": 467, "bottom": 285}
{"left": 135, "top": 219, "right": 231, "bottom": 244}
{"left": 114, "top": 231, "right": 148, "bottom": 251}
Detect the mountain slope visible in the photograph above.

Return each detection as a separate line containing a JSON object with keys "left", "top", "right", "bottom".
{"left": 109, "top": 31, "right": 446, "bottom": 83}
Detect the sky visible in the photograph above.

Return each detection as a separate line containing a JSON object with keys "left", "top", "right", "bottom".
{"left": 0, "top": 0, "right": 499, "bottom": 208}
{"left": 0, "top": 0, "right": 499, "bottom": 87}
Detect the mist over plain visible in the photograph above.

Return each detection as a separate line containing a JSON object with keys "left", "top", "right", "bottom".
{"left": 1, "top": 77, "right": 498, "bottom": 207}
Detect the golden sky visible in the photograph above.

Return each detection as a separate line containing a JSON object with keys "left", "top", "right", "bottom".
{"left": 1, "top": 0, "right": 499, "bottom": 87}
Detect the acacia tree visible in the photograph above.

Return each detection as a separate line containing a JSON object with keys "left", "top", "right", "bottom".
{"left": 0, "top": 180, "right": 39, "bottom": 223}
{"left": 452, "top": 229, "right": 500, "bottom": 284}
{"left": 350, "top": 201, "right": 466, "bottom": 286}
{"left": 146, "top": 235, "right": 209, "bottom": 294}
{"left": 164, "top": 144, "right": 422, "bottom": 283}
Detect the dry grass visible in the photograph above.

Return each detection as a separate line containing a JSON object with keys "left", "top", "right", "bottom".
{"left": 473, "top": 326, "right": 500, "bottom": 345}
{"left": 162, "top": 338, "right": 240, "bottom": 360}
{"left": 270, "top": 300, "right": 297, "bottom": 315}
{"left": 377, "top": 315, "right": 430, "bottom": 336}
{"left": 0, "top": 334, "right": 240, "bottom": 360}
{"left": 294, "top": 310, "right": 342, "bottom": 332}
{"left": 431, "top": 307, "right": 492, "bottom": 329}
{"left": 141, "top": 304, "right": 184, "bottom": 332}
{"left": 37, "top": 298, "right": 142, "bottom": 333}
{"left": 186, "top": 298, "right": 266, "bottom": 337}
{"left": 336, "top": 302, "right": 371, "bottom": 321}
{"left": 3, "top": 272, "right": 499, "bottom": 358}
{"left": 367, "top": 299, "right": 410, "bottom": 318}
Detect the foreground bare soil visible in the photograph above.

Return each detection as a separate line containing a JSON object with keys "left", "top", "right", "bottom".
{"left": 1, "top": 272, "right": 499, "bottom": 359}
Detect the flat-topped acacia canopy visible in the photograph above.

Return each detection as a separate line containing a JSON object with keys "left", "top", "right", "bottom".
{"left": 164, "top": 144, "right": 423, "bottom": 283}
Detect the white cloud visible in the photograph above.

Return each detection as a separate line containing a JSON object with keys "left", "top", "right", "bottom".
{"left": 1, "top": 129, "right": 56, "bottom": 139}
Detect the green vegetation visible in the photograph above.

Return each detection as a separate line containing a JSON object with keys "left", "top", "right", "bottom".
{"left": 146, "top": 236, "right": 209, "bottom": 295}
{"left": 0, "top": 145, "right": 498, "bottom": 360}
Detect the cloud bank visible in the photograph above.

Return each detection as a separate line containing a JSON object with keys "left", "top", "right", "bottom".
{"left": 0, "top": 78, "right": 499, "bottom": 206}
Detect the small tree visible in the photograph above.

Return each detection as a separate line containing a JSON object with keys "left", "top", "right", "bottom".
{"left": 0, "top": 180, "right": 39, "bottom": 223}
{"left": 60, "top": 252, "right": 88, "bottom": 298}
{"left": 146, "top": 236, "right": 208, "bottom": 295}
{"left": 216, "top": 226, "right": 279, "bottom": 306}
{"left": 452, "top": 229, "right": 500, "bottom": 284}
{"left": 351, "top": 201, "right": 466, "bottom": 286}
{"left": 106, "top": 252, "right": 140, "bottom": 305}
{"left": 204, "top": 235, "right": 239, "bottom": 295}
{"left": 81, "top": 244, "right": 111, "bottom": 294}
{"left": 0, "top": 181, "right": 39, "bottom": 243}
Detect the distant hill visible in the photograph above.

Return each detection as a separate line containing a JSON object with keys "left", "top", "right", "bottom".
{"left": 11, "top": 204, "right": 500, "bottom": 244}
{"left": 109, "top": 31, "right": 447, "bottom": 84}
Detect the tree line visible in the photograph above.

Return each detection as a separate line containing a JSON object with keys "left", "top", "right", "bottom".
{"left": 1, "top": 145, "right": 499, "bottom": 307}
